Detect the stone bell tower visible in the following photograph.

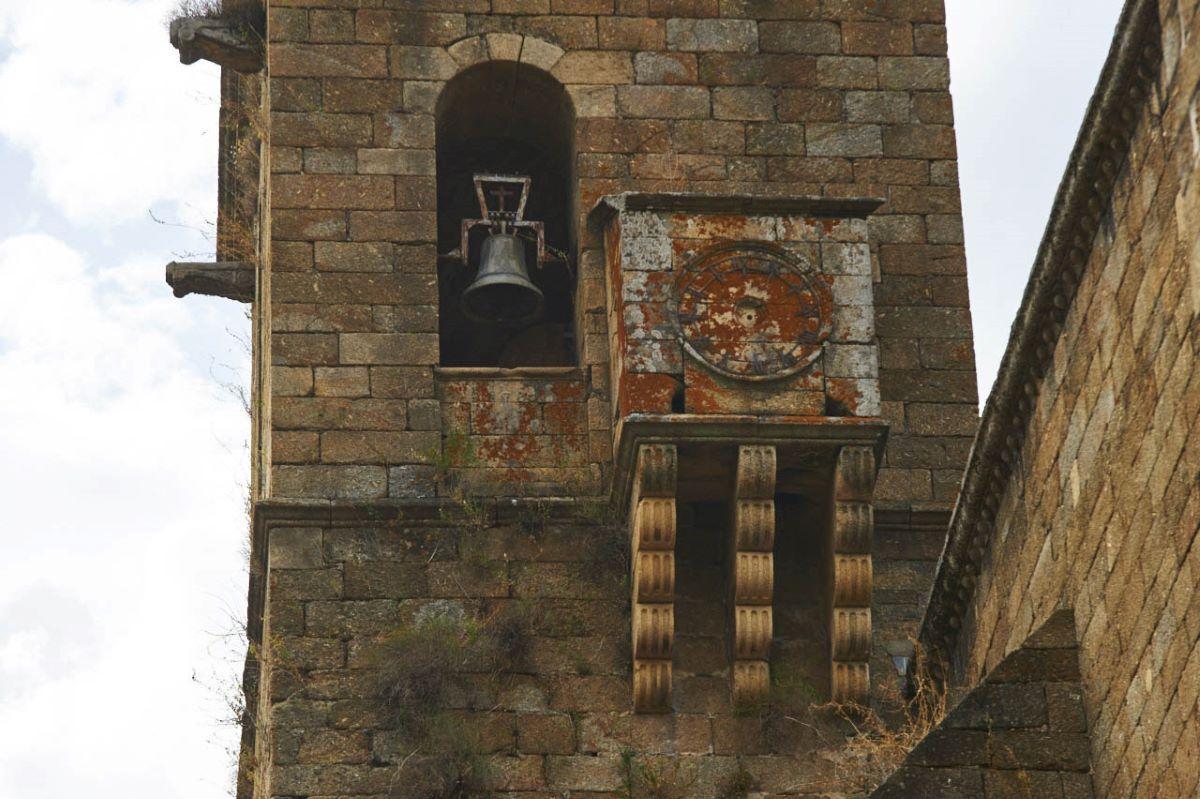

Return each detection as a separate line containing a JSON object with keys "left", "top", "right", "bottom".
{"left": 169, "top": 1, "right": 977, "bottom": 795}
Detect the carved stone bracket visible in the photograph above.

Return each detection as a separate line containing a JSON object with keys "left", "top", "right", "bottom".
{"left": 166, "top": 261, "right": 255, "bottom": 303}
{"left": 731, "top": 445, "right": 776, "bottom": 705}
{"left": 631, "top": 444, "right": 677, "bottom": 712}
{"left": 170, "top": 17, "right": 264, "bottom": 73}
{"left": 831, "top": 446, "right": 875, "bottom": 703}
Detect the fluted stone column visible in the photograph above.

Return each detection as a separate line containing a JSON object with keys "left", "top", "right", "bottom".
{"left": 831, "top": 446, "right": 875, "bottom": 703}
{"left": 731, "top": 445, "right": 776, "bottom": 705}
{"left": 630, "top": 444, "right": 677, "bottom": 712}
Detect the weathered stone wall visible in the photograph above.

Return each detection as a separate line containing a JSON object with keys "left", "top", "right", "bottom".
{"left": 437, "top": 370, "right": 601, "bottom": 495}
{"left": 253, "top": 502, "right": 869, "bottom": 798}
{"left": 945, "top": 2, "right": 1200, "bottom": 796}
{"left": 262, "top": 0, "right": 978, "bottom": 511}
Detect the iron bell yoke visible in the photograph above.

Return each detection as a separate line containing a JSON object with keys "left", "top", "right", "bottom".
{"left": 459, "top": 174, "right": 553, "bottom": 326}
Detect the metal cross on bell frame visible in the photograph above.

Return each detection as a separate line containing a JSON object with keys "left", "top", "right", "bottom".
{"left": 459, "top": 174, "right": 553, "bottom": 326}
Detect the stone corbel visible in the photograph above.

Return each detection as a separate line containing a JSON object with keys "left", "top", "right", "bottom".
{"left": 631, "top": 444, "right": 677, "bottom": 712}
{"left": 170, "top": 17, "right": 264, "bottom": 73}
{"left": 166, "top": 261, "right": 255, "bottom": 303}
{"left": 831, "top": 446, "right": 875, "bottom": 703}
{"left": 731, "top": 445, "right": 776, "bottom": 706}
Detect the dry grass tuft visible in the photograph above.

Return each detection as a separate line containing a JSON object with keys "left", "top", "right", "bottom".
{"left": 717, "top": 762, "right": 759, "bottom": 799}
{"left": 378, "top": 613, "right": 477, "bottom": 728}
{"left": 173, "top": 0, "right": 224, "bottom": 18}
{"left": 482, "top": 601, "right": 533, "bottom": 671}
{"left": 171, "top": 0, "right": 265, "bottom": 33}
{"left": 814, "top": 646, "right": 948, "bottom": 797}
{"left": 617, "top": 753, "right": 698, "bottom": 799}
{"left": 371, "top": 602, "right": 533, "bottom": 798}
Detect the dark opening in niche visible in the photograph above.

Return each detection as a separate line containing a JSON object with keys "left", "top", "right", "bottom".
{"left": 674, "top": 499, "right": 734, "bottom": 714}
{"left": 669, "top": 446, "right": 838, "bottom": 721}
{"left": 435, "top": 61, "right": 577, "bottom": 368}
{"left": 773, "top": 491, "right": 832, "bottom": 701}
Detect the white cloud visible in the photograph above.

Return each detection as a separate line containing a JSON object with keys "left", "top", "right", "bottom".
{"left": 0, "top": 585, "right": 99, "bottom": 701}
{"left": 0, "top": 2, "right": 248, "bottom": 795}
{"left": 0, "top": 0, "right": 220, "bottom": 226}
{"left": 0, "top": 233, "right": 250, "bottom": 798}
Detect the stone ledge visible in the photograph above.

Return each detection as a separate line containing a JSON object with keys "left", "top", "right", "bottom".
{"left": 614, "top": 413, "right": 887, "bottom": 510}
{"left": 435, "top": 366, "right": 584, "bottom": 379}
{"left": 590, "top": 192, "right": 885, "bottom": 225}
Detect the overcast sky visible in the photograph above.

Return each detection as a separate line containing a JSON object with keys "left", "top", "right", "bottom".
{"left": 0, "top": 1, "right": 1124, "bottom": 796}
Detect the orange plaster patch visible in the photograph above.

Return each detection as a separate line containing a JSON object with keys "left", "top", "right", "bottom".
{"left": 824, "top": 377, "right": 869, "bottom": 417}
{"left": 684, "top": 362, "right": 825, "bottom": 416}
{"left": 543, "top": 401, "right": 586, "bottom": 435}
{"left": 619, "top": 372, "right": 680, "bottom": 415}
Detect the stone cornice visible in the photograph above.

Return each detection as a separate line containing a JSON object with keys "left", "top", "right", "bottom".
{"left": 589, "top": 193, "right": 885, "bottom": 226}
{"left": 919, "top": 0, "right": 1163, "bottom": 665}
{"left": 434, "top": 366, "right": 584, "bottom": 379}
{"left": 614, "top": 414, "right": 888, "bottom": 511}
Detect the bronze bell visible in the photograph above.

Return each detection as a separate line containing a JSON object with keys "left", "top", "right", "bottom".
{"left": 461, "top": 232, "right": 544, "bottom": 326}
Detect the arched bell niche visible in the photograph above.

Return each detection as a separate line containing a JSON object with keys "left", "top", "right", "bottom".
{"left": 436, "top": 60, "right": 577, "bottom": 367}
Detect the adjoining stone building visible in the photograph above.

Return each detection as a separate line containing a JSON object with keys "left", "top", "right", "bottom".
{"left": 907, "top": 0, "right": 1200, "bottom": 795}
{"left": 164, "top": 0, "right": 1197, "bottom": 796}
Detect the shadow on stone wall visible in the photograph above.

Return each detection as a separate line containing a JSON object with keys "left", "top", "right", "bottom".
{"left": 872, "top": 610, "right": 1092, "bottom": 798}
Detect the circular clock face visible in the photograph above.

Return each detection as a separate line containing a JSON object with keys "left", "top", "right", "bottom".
{"left": 675, "top": 241, "right": 832, "bottom": 381}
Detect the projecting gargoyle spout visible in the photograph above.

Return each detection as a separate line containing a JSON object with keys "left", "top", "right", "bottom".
{"left": 169, "top": 16, "right": 263, "bottom": 73}
{"left": 166, "top": 261, "right": 255, "bottom": 303}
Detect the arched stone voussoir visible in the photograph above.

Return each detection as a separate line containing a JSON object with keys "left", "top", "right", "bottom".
{"left": 446, "top": 36, "right": 488, "bottom": 69}
{"left": 444, "top": 34, "right": 565, "bottom": 74}
{"left": 485, "top": 32, "right": 524, "bottom": 63}
{"left": 517, "top": 36, "right": 566, "bottom": 71}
